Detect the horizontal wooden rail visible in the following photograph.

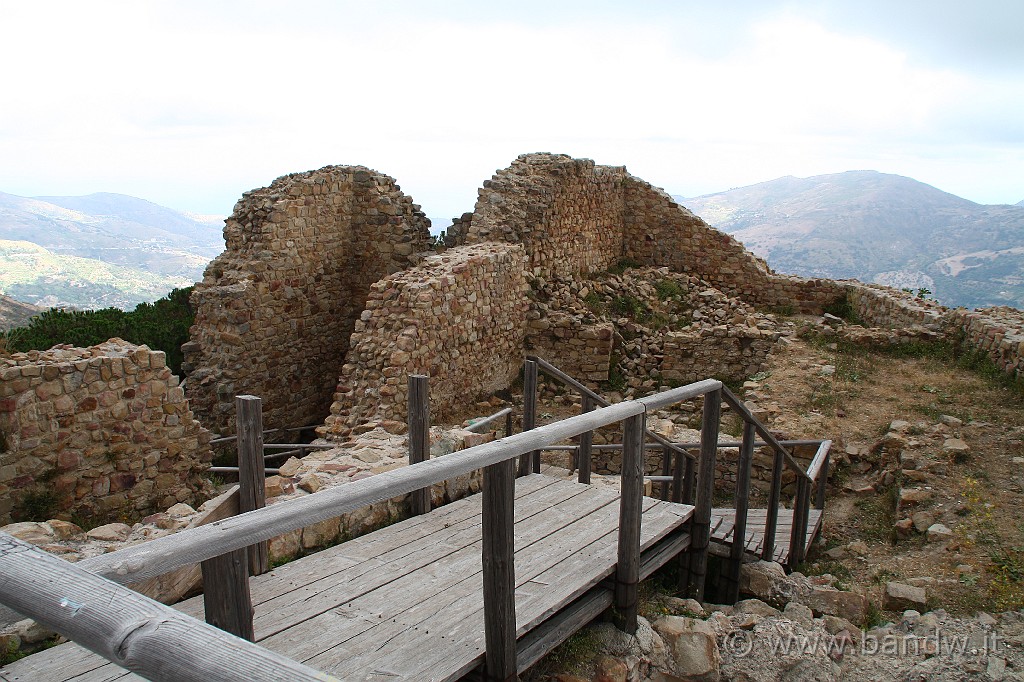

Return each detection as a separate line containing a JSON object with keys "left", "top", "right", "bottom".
{"left": 466, "top": 407, "right": 514, "bottom": 434}
{"left": 537, "top": 438, "right": 824, "bottom": 452}
{"left": 0, "top": 534, "right": 338, "bottom": 682}
{"left": 527, "top": 355, "right": 698, "bottom": 460}
{"left": 46, "top": 400, "right": 651, "bottom": 588}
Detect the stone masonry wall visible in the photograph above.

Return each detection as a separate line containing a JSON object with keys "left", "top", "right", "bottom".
{"left": 464, "top": 154, "right": 628, "bottom": 277}
{"left": 184, "top": 166, "right": 431, "bottom": 435}
{"left": 661, "top": 326, "right": 781, "bottom": 387}
{"left": 526, "top": 316, "right": 614, "bottom": 383}
{"left": 846, "top": 284, "right": 947, "bottom": 330}
{"left": 951, "top": 307, "right": 1024, "bottom": 381}
{"left": 321, "top": 243, "right": 528, "bottom": 437}
{"left": 0, "top": 339, "right": 212, "bottom": 525}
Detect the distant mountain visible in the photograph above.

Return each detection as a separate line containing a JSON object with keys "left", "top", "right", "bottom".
{"left": 0, "top": 192, "right": 223, "bottom": 310}
{"left": 0, "top": 293, "right": 43, "bottom": 331}
{"left": 676, "top": 171, "right": 1024, "bottom": 309}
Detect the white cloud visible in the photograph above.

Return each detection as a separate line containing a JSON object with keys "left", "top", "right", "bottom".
{"left": 0, "top": 1, "right": 1019, "bottom": 223}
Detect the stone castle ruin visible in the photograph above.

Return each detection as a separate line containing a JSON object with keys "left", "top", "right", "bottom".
{"left": 184, "top": 153, "right": 1005, "bottom": 442}
{"left": 1, "top": 152, "right": 1022, "bottom": 526}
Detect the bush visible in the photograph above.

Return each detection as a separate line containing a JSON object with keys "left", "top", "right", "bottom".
{"left": 6, "top": 287, "right": 195, "bottom": 375}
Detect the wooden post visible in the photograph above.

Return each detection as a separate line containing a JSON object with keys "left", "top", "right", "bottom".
{"left": 660, "top": 445, "right": 672, "bottom": 501}
{"left": 761, "top": 447, "right": 784, "bottom": 562}
{"left": 684, "top": 390, "right": 720, "bottom": 601}
{"left": 789, "top": 476, "right": 811, "bottom": 567}
{"left": 814, "top": 452, "right": 830, "bottom": 510}
{"left": 671, "top": 451, "right": 684, "bottom": 504}
{"left": 615, "top": 411, "right": 645, "bottom": 635}
{"left": 236, "top": 395, "right": 268, "bottom": 576}
{"left": 727, "top": 421, "right": 755, "bottom": 603}
{"left": 681, "top": 454, "right": 695, "bottom": 505}
{"left": 578, "top": 395, "right": 594, "bottom": 484}
{"left": 407, "top": 374, "right": 431, "bottom": 516}
{"left": 201, "top": 548, "right": 254, "bottom": 641}
{"left": 519, "top": 360, "right": 538, "bottom": 477}
{"left": 482, "top": 458, "right": 517, "bottom": 682}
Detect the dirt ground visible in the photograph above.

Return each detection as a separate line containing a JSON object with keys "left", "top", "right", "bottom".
{"left": 749, "top": 318, "right": 1024, "bottom": 616}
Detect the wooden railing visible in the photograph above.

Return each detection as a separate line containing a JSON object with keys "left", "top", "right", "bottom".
{"left": 0, "top": 377, "right": 727, "bottom": 682}
{"left": 521, "top": 358, "right": 832, "bottom": 601}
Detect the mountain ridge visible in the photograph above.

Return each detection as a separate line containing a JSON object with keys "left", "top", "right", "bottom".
{"left": 0, "top": 191, "right": 223, "bottom": 310}
{"left": 676, "top": 171, "right": 1024, "bottom": 309}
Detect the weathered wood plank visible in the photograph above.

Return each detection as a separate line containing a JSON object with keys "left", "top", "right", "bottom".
{"left": 0, "top": 534, "right": 337, "bottom": 682}
{"left": 201, "top": 547, "right": 254, "bottom": 641}
{"left": 615, "top": 412, "right": 645, "bottom": 634}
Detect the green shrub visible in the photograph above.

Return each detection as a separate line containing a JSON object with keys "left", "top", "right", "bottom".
{"left": 7, "top": 287, "right": 194, "bottom": 375}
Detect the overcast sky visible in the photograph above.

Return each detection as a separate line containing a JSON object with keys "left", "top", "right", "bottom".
{"left": 1, "top": 0, "right": 1021, "bottom": 227}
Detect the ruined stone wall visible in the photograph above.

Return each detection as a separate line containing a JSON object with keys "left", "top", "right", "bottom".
{"left": 0, "top": 340, "right": 212, "bottom": 525}
{"left": 321, "top": 243, "right": 528, "bottom": 437}
{"left": 845, "top": 284, "right": 947, "bottom": 330}
{"left": 951, "top": 307, "right": 1024, "bottom": 380}
{"left": 526, "top": 317, "right": 614, "bottom": 383}
{"left": 661, "top": 326, "right": 781, "bottom": 387}
{"left": 464, "top": 154, "right": 629, "bottom": 277}
{"left": 184, "top": 166, "right": 431, "bottom": 435}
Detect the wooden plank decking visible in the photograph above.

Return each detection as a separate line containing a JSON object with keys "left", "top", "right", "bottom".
{"left": 2, "top": 474, "right": 694, "bottom": 682}
{"left": 710, "top": 507, "right": 824, "bottom": 564}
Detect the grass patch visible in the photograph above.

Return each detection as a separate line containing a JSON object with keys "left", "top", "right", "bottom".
{"left": 12, "top": 488, "right": 58, "bottom": 522}
{"left": 822, "top": 295, "right": 863, "bottom": 325}
{"left": 610, "top": 294, "right": 648, "bottom": 321}
{"left": 607, "top": 258, "right": 642, "bottom": 276}
{"left": 655, "top": 278, "right": 685, "bottom": 301}
{"left": 852, "top": 484, "right": 898, "bottom": 543}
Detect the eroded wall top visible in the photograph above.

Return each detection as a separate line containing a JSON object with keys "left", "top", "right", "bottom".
{"left": 183, "top": 165, "right": 431, "bottom": 434}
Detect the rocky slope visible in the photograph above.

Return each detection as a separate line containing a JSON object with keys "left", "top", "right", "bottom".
{"left": 677, "top": 171, "right": 1024, "bottom": 309}
{"left": 0, "top": 294, "right": 42, "bottom": 331}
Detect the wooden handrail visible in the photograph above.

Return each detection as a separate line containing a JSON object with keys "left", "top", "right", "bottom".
{"left": 0, "top": 534, "right": 339, "bottom": 682}
{"left": 36, "top": 400, "right": 654, "bottom": 587}
{"left": 466, "top": 407, "right": 514, "bottom": 434}
{"left": 805, "top": 440, "right": 833, "bottom": 483}
{"left": 720, "top": 386, "right": 811, "bottom": 482}
{"left": 527, "top": 355, "right": 700, "bottom": 460}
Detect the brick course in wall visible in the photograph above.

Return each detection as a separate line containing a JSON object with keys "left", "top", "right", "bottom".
{"left": 0, "top": 340, "right": 212, "bottom": 525}
{"left": 183, "top": 165, "right": 431, "bottom": 435}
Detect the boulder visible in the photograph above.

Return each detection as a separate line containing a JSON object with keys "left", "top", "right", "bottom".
{"left": 883, "top": 582, "right": 927, "bottom": 611}
{"left": 652, "top": 616, "right": 721, "bottom": 682}
{"left": 2, "top": 521, "right": 55, "bottom": 546}
{"left": 926, "top": 523, "right": 953, "bottom": 543}
{"left": 739, "top": 560, "right": 792, "bottom": 603}
{"left": 85, "top": 522, "right": 132, "bottom": 542}
{"left": 801, "top": 587, "right": 869, "bottom": 625}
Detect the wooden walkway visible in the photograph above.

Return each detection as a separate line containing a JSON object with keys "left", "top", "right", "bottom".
{"left": 710, "top": 507, "right": 824, "bottom": 564}
{"left": 2, "top": 474, "right": 694, "bottom": 682}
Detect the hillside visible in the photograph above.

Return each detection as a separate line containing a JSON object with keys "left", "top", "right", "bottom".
{"left": 0, "top": 191, "right": 223, "bottom": 309}
{"left": 0, "top": 293, "right": 43, "bottom": 331}
{"left": 676, "top": 171, "right": 1024, "bottom": 309}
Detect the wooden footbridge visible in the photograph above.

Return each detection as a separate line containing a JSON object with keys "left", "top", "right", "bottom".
{"left": 0, "top": 363, "right": 830, "bottom": 682}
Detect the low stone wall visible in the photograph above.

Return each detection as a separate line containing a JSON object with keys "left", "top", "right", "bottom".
{"left": 951, "top": 306, "right": 1024, "bottom": 380}
{"left": 184, "top": 165, "right": 431, "bottom": 435}
{"left": 321, "top": 243, "right": 528, "bottom": 437}
{"left": 845, "top": 284, "right": 947, "bottom": 330}
{"left": 0, "top": 339, "right": 212, "bottom": 525}
{"left": 526, "top": 316, "right": 614, "bottom": 383}
{"left": 661, "top": 326, "right": 780, "bottom": 387}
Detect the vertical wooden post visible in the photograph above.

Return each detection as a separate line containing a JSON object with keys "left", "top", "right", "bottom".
{"left": 408, "top": 374, "right": 431, "bottom": 516}
{"left": 681, "top": 454, "right": 695, "bottom": 504}
{"left": 482, "top": 458, "right": 517, "bottom": 682}
{"left": 789, "top": 476, "right": 811, "bottom": 567}
{"left": 519, "top": 360, "right": 538, "bottom": 477}
{"left": 814, "top": 452, "right": 830, "bottom": 510}
{"left": 236, "top": 395, "right": 268, "bottom": 576}
{"left": 727, "top": 421, "right": 755, "bottom": 603}
{"left": 578, "top": 395, "right": 594, "bottom": 484}
{"left": 761, "top": 447, "right": 784, "bottom": 561}
{"left": 660, "top": 445, "right": 672, "bottom": 501}
{"left": 671, "top": 451, "right": 684, "bottom": 503}
{"left": 201, "top": 548, "right": 254, "bottom": 641}
{"left": 615, "top": 411, "right": 645, "bottom": 635}
{"left": 684, "top": 390, "right": 720, "bottom": 601}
